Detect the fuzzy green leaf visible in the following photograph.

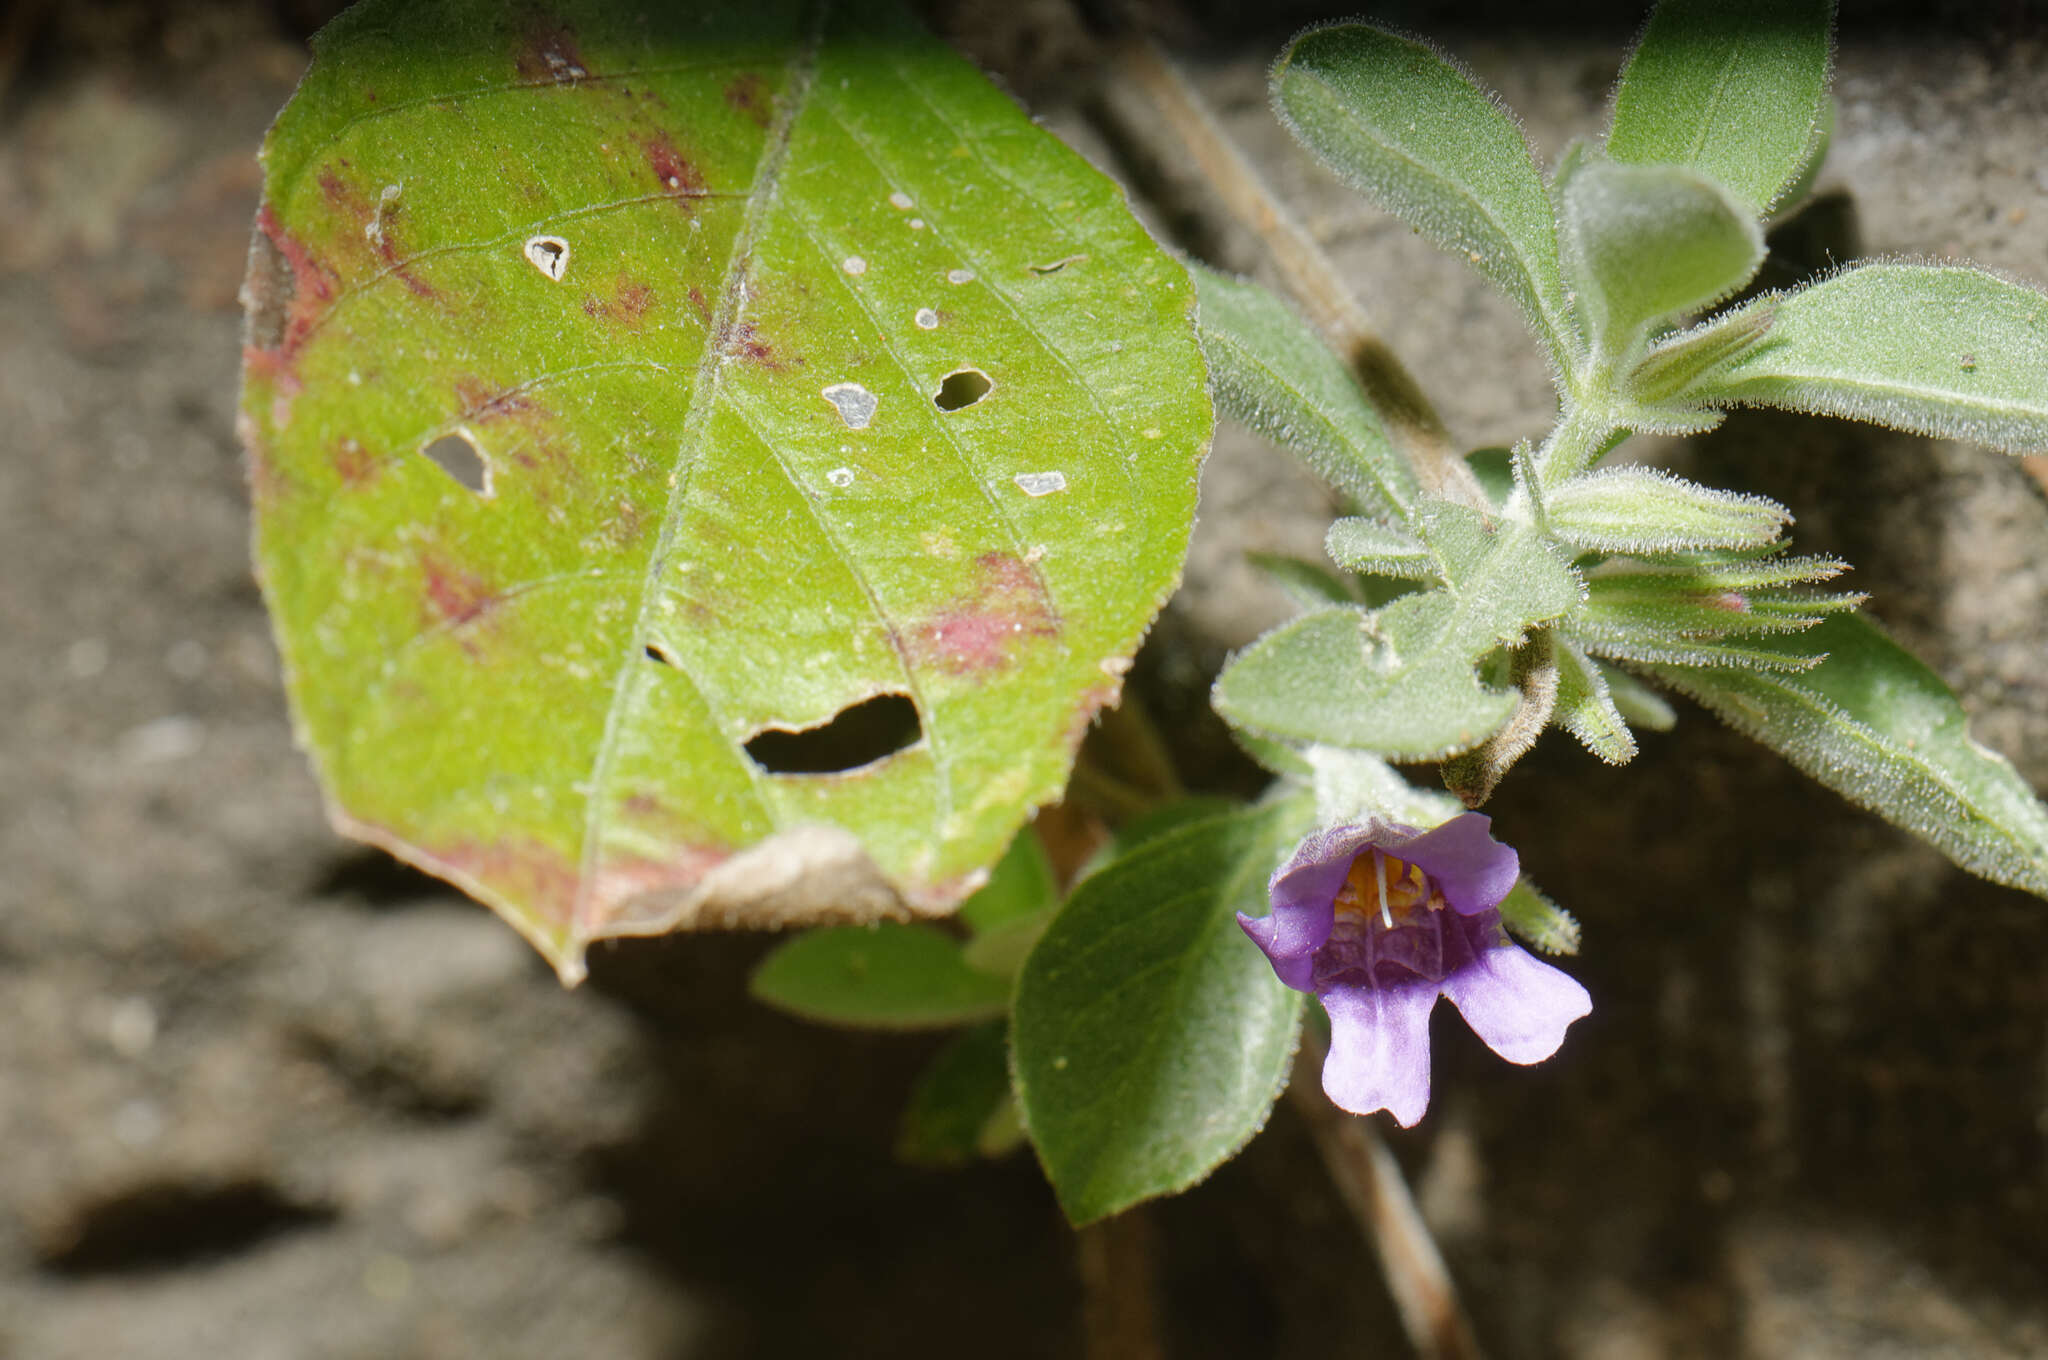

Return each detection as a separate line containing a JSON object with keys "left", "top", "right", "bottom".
{"left": 239, "top": 0, "right": 1211, "bottom": 979}
{"left": 1561, "top": 159, "right": 1763, "bottom": 358}
{"left": 957, "top": 829, "right": 1057, "bottom": 934}
{"left": 1579, "top": 573, "right": 1861, "bottom": 641}
{"left": 1194, "top": 265, "right": 1414, "bottom": 520}
{"left": 1554, "top": 638, "right": 1637, "bottom": 764}
{"left": 1248, "top": 552, "right": 1363, "bottom": 612}
{"left": 1215, "top": 504, "right": 1581, "bottom": 759}
{"left": 1012, "top": 799, "right": 1312, "bottom": 1225}
{"left": 1547, "top": 466, "right": 1790, "bottom": 554}
{"left": 1601, "top": 661, "right": 1677, "bottom": 731}
{"left": 1497, "top": 877, "right": 1581, "bottom": 956}
{"left": 1699, "top": 265, "right": 2048, "bottom": 453}
{"left": 897, "top": 1022, "right": 1015, "bottom": 1167}
{"left": 750, "top": 923, "right": 1011, "bottom": 1029}
{"left": 1324, "top": 517, "right": 1436, "bottom": 580}
{"left": 1271, "top": 24, "right": 1578, "bottom": 366}
{"left": 1647, "top": 614, "right": 2048, "bottom": 898}
{"left": 1607, "top": 0, "right": 1834, "bottom": 215}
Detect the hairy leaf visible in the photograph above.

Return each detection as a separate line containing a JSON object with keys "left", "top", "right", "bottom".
{"left": 1248, "top": 551, "right": 1363, "bottom": 613}
{"left": 1215, "top": 504, "right": 1581, "bottom": 759}
{"left": 1324, "top": 516, "right": 1436, "bottom": 580}
{"left": 1554, "top": 637, "right": 1637, "bottom": 763}
{"left": 1497, "top": 877, "right": 1581, "bottom": 956}
{"left": 1547, "top": 466, "right": 1790, "bottom": 554}
{"left": 750, "top": 923, "right": 1011, "bottom": 1029}
{"left": 1702, "top": 265, "right": 2048, "bottom": 453}
{"left": 239, "top": 0, "right": 1210, "bottom": 978}
{"left": 1560, "top": 158, "right": 1763, "bottom": 361}
{"left": 1271, "top": 23, "right": 1578, "bottom": 367}
{"left": 1607, "top": 0, "right": 1834, "bottom": 215}
{"left": 1647, "top": 614, "right": 2048, "bottom": 898}
{"left": 1601, "top": 661, "right": 1677, "bottom": 731}
{"left": 1012, "top": 799, "right": 1311, "bottom": 1224}
{"left": 1195, "top": 265, "right": 1414, "bottom": 520}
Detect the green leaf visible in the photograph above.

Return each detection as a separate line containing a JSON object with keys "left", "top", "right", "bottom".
{"left": 897, "top": 1022, "right": 1014, "bottom": 1168}
{"left": 1698, "top": 265, "right": 2048, "bottom": 453}
{"left": 1324, "top": 517, "right": 1435, "bottom": 580}
{"left": 1606, "top": 0, "right": 1834, "bottom": 216}
{"left": 750, "top": 922, "right": 1010, "bottom": 1029}
{"left": 957, "top": 828, "right": 1057, "bottom": 934}
{"left": 1646, "top": 614, "right": 2048, "bottom": 898}
{"left": 1214, "top": 504, "right": 1582, "bottom": 759}
{"left": 1625, "top": 301, "right": 1778, "bottom": 405}
{"left": 240, "top": 0, "right": 1212, "bottom": 979}
{"left": 1547, "top": 466, "right": 1790, "bottom": 554}
{"left": 1578, "top": 571, "right": 1861, "bottom": 641}
{"left": 1301, "top": 746, "right": 1464, "bottom": 829}
{"left": 1194, "top": 265, "right": 1415, "bottom": 521}
{"left": 960, "top": 908, "right": 1052, "bottom": 981}
{"left": 1271, "top": 24, "right": 1579, "bottom": 368}
{"left": 1560, "top": 158, "right": 1763, "bottom": 361}
{"left": 1497, "top": 877, "right": 1581, "bottom": 956}
{"left": 1601, "top": 661, "right": 1677, "bottom": 731}
{"left": 1012, "top": 799, "right": 1311, "bottom": 1224}
{"left": 1554, "top": 637, "right": 1637, "bottom": 764}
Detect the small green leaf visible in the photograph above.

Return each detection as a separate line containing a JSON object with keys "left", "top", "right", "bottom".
{"left": 1012, "top": 799, "right": 1312, "bottom": 1224}
{"left": 1561, "top": 159, "right": 1764, "bottom": 361}
{"left": 1606, "top": 0, "right": 1834, "bottom": 215}
{"left": 1578, "top": 572, "right": 1861, "bottom": 642}
{"left": 960, "top": 908, "right": 1052, "bottom": 981}
{"left": 1248, "top": 551, "right": 1362, "bottom": 612}
{"left": 1464, "top": 446, "right": 1516, "bottom": 508}
{"left": 1601, "top": 661, "right": 1677, "bottom": 731}
{"left": 1699, "top": 265, "right": 2048, "bottom": 453}
{"left": 1194, "top": 264, "right": 1415, "bottom": 521}
{"left": 897, "top": 1021, "right": 1013, "bottom": 1168}
{"left": 1271, "top": 24, "right": 1578, "bottom": 367}
{"left": 1497, "top": 877, "right": 1581, "bottom": 956}
{"left": 1324, "top": 517, "right": 1436, "bottom": 580}
{"left": 1626, "top": 301, "right": 1778, "bottom": 405}
{"left": 1547, "top": 466, "right": 1790, "bottom": 554}
{"left": 1646, "top": 614, "right": 2048, "bottom": 898}
{"left": 1216, "top": 504, "right": 1581, "bottom": 759}
{"left": 1301, "top": 745, "right": 1465, "bottom": 829}
{"left": 1554, "top": 637, "right": 1637, "bottom": 764}
{"left": 750, "top": 923, "right": 1010, "bottom": 1029}
{"left": 957, "top": 829, "right": 1057, "bottom": 934}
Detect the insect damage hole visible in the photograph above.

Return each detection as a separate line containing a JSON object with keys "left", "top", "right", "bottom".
{"left": 933, "top": 368, "right": 993, "bottom": 412}
{"left": 524, "top": 235, "right": 570, "bottom": 281}
{"left": 744, "top": 693, "right": 922, "bottom": 775}
{"left": 420, "top": 431, "right": 490, "bottom": 494}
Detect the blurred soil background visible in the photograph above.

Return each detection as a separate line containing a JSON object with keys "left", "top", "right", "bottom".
{"left": 2, "top": 0, "right": 2046, "bottom": 1355}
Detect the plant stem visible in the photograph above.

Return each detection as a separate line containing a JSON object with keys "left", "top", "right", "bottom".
{"left": 1108, "top": 35, "right": 1487, "bottom": 511}
{"left": 1288, "top": 1042, "right": 1487, "bottom": 1360}
{"left": 1076, "top": 1208, "right": 1167, "bottom": 1360}
{"left": 1534, "top": 394, "right": 1622, "bottom": 490}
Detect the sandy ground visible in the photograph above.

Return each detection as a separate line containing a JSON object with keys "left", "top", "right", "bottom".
{"left": 3, "top": 2, "right": 2047, "bottom": 1357}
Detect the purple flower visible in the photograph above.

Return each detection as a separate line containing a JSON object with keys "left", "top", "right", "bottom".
{"left": 1239, "top": 814, "right": 1590, "bottom": 1127}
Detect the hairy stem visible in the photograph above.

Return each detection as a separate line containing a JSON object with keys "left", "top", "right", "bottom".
{"left": 1288, "top": 1042, "right": 1487, "bottom": 1360}
{"left": 1109, "top": 35, "right": 1487, "bottom": 511}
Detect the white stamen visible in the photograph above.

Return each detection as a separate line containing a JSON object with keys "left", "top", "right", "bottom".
{"left": 1374, "top": 850, "right": 1392, "bottom": 929}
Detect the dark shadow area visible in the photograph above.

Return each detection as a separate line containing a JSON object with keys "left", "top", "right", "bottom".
{"left": 39, "top": 1179, "right": 335, "bottom": 1277}
{"left": 744, "top": 693, "right": 923, "bottom": 775}
{"left": 309, "top": 847, "right": 462, "bottom": 907}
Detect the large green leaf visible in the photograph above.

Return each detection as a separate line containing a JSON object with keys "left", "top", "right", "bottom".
{"left": 1697, "top": 265, "right": 2048, "bottom": 453}
{"left": 239, "top": 0, "right": 1210, "bottom": 979}
{"left": 1647, "top": 614, "right": 2048, "bottom": 898}
{"left": 1606, "top": 0, "right": 1834, "bottom": 216}
{"left": 1271, "top": 24, "right": 1579, "bottom": 369}
{"left": 1012, "top": 798, "right": 1312, "bottom": 1225}
{"left": 1214, "top": 504, "right": 1582, "bottom": 759}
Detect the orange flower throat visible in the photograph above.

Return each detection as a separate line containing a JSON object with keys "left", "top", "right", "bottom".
{"left": 1332, "top": 850, "right": 1438, "bottom": 929}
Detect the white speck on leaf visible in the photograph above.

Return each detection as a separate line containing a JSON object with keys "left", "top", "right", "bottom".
{"left": 915, "top": 308, "right": 938, "bottom": 329}
{"left": 947, "top": 268, "right": 975, "bottom": 285}
{"left": 821, "top": 383, "right": 879, "bottom": 430}
{"left": 1014, "top": 471, "right": 1067, "bottom": 497}
{"left": 827, "top": 467, "right": 856, "bottom": 488}
{"left": 889, "top": 191, "right": 914, "bottom": 210}
{"left": 524, "top": 235, "right": 571, "bottom": 281}
{"left": 842, "top": 255, "right": 867, "bottom": 276}
{"left": 909, "top": 218, "right": 926, "bottom": 230}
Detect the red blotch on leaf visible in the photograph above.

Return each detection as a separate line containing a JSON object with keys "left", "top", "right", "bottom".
{"left": 640, "top": 132, "right": 707, "bottom": 205}
{"left": 514, "top": 16, "right": 591, "bottom": 83}
{"left": 908, "top": 552, "right": 1061, "bottom": 676}
{"left": 332, "top": 436, "right": 377, "bottom": 487}
{"left": 421, "top": 553, "right": 496, "bottom": 628}
{"left": 724, "top": 73, "right": 774, "bottom": 128}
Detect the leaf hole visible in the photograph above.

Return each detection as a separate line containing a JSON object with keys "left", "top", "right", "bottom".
{"left": 744, "top": 693, "right": 922, "bottom": 775}
{"left": 644, "top": 643, "right": 675, "bottom": 666}
{"left": 421, "top": 431, "right": 490, "bottom": 495}
{"left": 933, "top": 368, "right": 993, "bottom": 412}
